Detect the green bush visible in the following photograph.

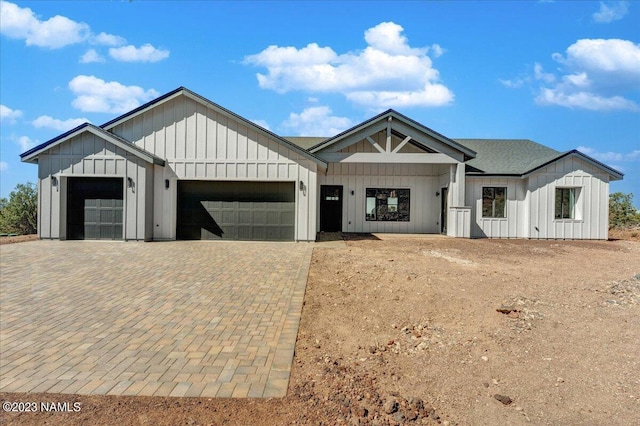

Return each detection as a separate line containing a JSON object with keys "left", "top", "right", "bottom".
{"left": 609, "top": 192, "right": 640, "bottom": 229}
{"left": 0, "top": 182, "right": 37, "bottom": 235}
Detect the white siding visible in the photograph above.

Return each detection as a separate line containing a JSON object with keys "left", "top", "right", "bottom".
{"left": 319, "top": 162, "right": 448, "bottom": 234}
{"left": 36, "top": 132, "right": 151, "bottom": 240}
{"left": 527, "top": 156, "right": 609, "bottom": 240}
{"left": 466, "top": 177, "right": 527, "bottom": 238}
{"left": 109, "top": 94, "right": 318, "bottom": 241}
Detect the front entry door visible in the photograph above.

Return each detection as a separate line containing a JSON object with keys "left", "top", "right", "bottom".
{"left": 320, "top": 185, "right": 343, "bottom": 232}
{"left": 441, "top": 187, "right": 448, "bottom": 234}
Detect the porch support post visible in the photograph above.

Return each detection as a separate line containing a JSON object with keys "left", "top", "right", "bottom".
{"left": 447, "top": 162, "right": 470, "bottom": 238}
{"left": 455, "top": 162, "right": 466, "bottom": 206}
{"left": 386, "top": 116, "right": 392, "bottom": 152}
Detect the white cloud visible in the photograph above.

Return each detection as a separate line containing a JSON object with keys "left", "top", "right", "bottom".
{"left": 281, "top": 106, "right": 353, "bottom": 136}
{"left": 32, "top": 115, "right": 89, "bottom": 131}
{"left": 0, "top": 1, "right": 168, "bottom": 66}
{"left": 534, "top": 39, "right": 640, "bottom": 111}
{"left": 68, "top": 75, "right": 159, "bottom": 114}
{"left": 593, "top": 1, "right": 629, "bottom": 23}
{"left": 109, "top": 43, "right": 170, "bottom": 62}
{"left": 79, "top": 49, "right": 105, "bottom": 63}
{"left": 430, "top": 44, "right": 445, "bottom": 58}
{"left": 16, "top": 135, "right": 37, "bottom": 151}
{"left": 245, "top": 21, "right": 453, "bottom": 109}
{"left": 0, "top": 0, "right": 90, "bottom": 49}
{"left": 251, "top": 119, "right": 271, "bottom": 131}
{"left": 0, "top": 161, "right": 8, "bottom": 172}
{"left": 346, "top": 82, "right": 454, "bottom": 109}
{"left": 0, "top": 104, "right": 23, "bottom": 124}
{"left": 534, "top": 63, "right": 555, "bottom": 84}
{"left": 536, "top": 89, "right": 637, "bottom": 111}
{"left": 578, "top": 146, "right": 640, "bottom": 165}
{"left": 91, "top": 32, "right": 126, "bottom": 46}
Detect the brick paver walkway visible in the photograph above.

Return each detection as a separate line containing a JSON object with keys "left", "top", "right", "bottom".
{"left": 0, "top": 240, "right": 312, "bottom": 398}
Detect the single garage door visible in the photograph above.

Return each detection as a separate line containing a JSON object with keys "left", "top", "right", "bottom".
{"left": 177, "top": 181, "right": 295, "bottom": 241}
{"left": 67, "top": 177, "right": 123, "bottom": 240}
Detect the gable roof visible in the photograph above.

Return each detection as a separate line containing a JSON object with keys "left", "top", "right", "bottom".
{"left": 20, "top": 123, "right": 166, "bottom": 166}
{"left": 457, "top": 139, "right": 559, "bottom": 175}
{"left": 309, "top": 109, "right": 476, "bottom": 161}
{"left": 284, "top": 137, "right": 328, "bottom": 150}
{"left": 101, "top": 87, "right": 327, "bottom": 168}
{"left": 458, "top": 139, "right": 623, "bottom": 180}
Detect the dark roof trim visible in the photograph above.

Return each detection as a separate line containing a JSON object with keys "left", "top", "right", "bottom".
{"left": 523, "top": 149, "right": 623, "bottom": 180}
{"left": 100, "top": 87, "right": 185, "bottom": 129}
{"left": 101, "top": 86, "right": 327, "bottom": 168}
{"left": 21, "top": 122, "right": 90, "bottom": 159}
{"left": 309, "top": 109, "right": 476, "bottom": 160}
{"left": 20, "top": 123, "right": 165, "bottom": 166}
{"left": 465, "top": 173, "right": 523, "bottom": 178}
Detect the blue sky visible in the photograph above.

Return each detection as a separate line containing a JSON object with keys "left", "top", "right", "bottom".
{"left": 1, "top": 1, "right": 639, "bottom": 204}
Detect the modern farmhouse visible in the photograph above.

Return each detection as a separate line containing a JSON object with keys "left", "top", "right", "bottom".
{"left": 21, "top": 87, "right": 623, "bottom": 241}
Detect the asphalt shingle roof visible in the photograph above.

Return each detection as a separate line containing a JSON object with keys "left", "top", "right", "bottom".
{"left": 283, "top": 137, "right": 328, "bottom": 150}
{"left": 454, "top": 139, "right": 563, "bottom": 175}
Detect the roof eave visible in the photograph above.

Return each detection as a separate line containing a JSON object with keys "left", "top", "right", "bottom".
{"left": 100, "top": 86, "right": 326, "bottom": 169}
{"left": 523, "top": 150, "right": 623, "bottom": 181}
{"left": 20, "top": 123, "right": 92, "bottom": 162}
{"left": 20, "top": 124, "right": 165, "bottom": 166}
{"left": 309, "top": 109, "right": 476, "bottom": 160}
{"left": 100, "top": 87, "right": 186, "bottom": 129}
{"left": 180, "top": 89, "right": 327, "bottom": 168}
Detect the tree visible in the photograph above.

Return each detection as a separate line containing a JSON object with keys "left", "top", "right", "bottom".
{"left": 0, "top": 182, "right": 37, "bottom": 235}
{"left": 609, "top": 192, "right": 640, "bottom": 229}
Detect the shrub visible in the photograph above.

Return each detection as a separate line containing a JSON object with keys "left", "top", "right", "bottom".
{"left": 609, "top": 192, "right": 640, "bottom": 229}
{"left": 0, "top": 182, "right": 37, "bottom": 235}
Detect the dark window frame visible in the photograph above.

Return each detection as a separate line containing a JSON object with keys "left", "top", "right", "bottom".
{"left": 482, "top": 187, "right": 507, "bottom": 218}
{"left": 555, "top": 187, "right": 576, "bottom": 220}
{"left": 365, "top": 188, "right": 410, "bottom": 222}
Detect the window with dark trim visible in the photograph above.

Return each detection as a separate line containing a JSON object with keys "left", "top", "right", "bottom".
{"left": 482, "top": 187, "right": 506, "bottom": 218}
{"left": 366, "top": 188, "right": 410, "bottom": 221}
{"left": 555, "top": 187, "right": 576, "bottom": 219}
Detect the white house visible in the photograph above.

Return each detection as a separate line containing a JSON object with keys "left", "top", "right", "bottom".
{"left": 21, "top": 87, "right": 623, "bottom": 241}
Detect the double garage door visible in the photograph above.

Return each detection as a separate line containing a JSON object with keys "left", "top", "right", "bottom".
{"left": 177, "top": 181, "right": 295, "bottom": 241}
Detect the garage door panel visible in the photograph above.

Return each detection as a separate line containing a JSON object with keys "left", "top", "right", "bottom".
{"left": 68, "top": 177, "right": 123, "bottom": 240}
{"left": 177, "top": 181, "right": 295, "bottom": 241}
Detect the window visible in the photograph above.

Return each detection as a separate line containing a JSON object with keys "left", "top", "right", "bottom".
{"left": 555, "top": 188, "right": 576, "bottom": 219}
{"left": 482, "top": 187, "right": 506, "bottom": 218}
{"left": 366, "top": 188, "right": 410, "bottom": 221}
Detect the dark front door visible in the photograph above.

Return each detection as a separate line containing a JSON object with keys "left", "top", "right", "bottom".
{"left": 441, "top": 187, "right": 448, "bottom": 234}
{"left": 320, "top": 185, "right": 343, "bottom": 232}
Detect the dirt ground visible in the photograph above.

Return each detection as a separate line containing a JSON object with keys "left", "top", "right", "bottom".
{"left": 0, "top": 234, "right": 38, "bottom": 245}
{"left": 2, "top": 235, "right": 639, "bottom": 425}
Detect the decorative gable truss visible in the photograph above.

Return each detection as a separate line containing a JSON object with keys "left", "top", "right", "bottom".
{"left": 310, "top": 111, "right": 475, "bottom": 165}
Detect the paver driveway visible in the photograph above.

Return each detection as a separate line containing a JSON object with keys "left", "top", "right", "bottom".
{"left": 0, "top": 240, "right": 312, "bottom": 398}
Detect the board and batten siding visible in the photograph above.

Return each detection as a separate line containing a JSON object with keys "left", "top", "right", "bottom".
{"left": 36, "top": 132, "right": 152, "bottom": 240}
{"left": 527, "top": 156, "right": 609, "bottom": 240}
{"left": 108, "top": 94, "right": 318, "bottom": 241}
{"left": 466, "top": 177, "right": 527, "bottom": 238}
{"left": 319, "top": 163, "right": 448, "bottom": 234}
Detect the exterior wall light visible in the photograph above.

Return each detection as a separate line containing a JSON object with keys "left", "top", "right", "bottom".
{"left": 51, "top": 176, "right": 58, "bottom": 187}
{"left": 435, "top": 191, "right": 440, "bottom": 197}
{"left": 165, "top": 179, "right": 170, "bottom": 189}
